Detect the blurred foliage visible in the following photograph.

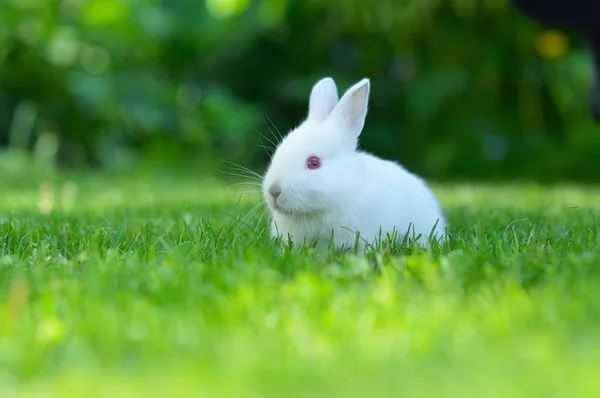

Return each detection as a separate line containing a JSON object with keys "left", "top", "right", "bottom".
{"left": 0, "top": 0, "right": 599, "bottom": 182}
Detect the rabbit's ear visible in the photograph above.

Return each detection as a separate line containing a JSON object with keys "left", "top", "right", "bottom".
{"left": 308, "top": 77, "right": 339, "bottom": 123}
{"left": 329, "top": 78, "right": 370, "bottom": 139}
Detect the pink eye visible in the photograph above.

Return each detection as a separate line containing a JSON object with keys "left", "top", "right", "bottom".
{"left": 306, "top": 156, "right": 321, "bottom": 170}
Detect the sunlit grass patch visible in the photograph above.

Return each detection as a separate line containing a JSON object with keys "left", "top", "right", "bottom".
{"left": 1, "top": 173, "right": 599, "bottom": 397}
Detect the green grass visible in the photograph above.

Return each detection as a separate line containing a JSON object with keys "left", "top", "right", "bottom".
{"left": 1, "top": 172, "right": 600, "bottom": 397}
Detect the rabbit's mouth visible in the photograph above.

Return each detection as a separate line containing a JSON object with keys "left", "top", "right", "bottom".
{"left": 265, "top": 190, "right": 320, "bottom": 216}
{"left": 271, "top": 202, "right": 295, "bottom": 215}
{"left": 266, "top": 193, "right": 292, "bottom": 214}
{"left": 271, "top": 201, "right": 320, "bottom": 217}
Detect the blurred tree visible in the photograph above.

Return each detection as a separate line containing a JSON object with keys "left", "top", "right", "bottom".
{"left": 0, "top": 0, "right": 598, "bottom": 182}
{"left": 512, "top": 0, "right": 600, "bottom": 121}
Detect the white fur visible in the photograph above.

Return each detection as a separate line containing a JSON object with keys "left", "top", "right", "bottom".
{"left": 262, "top": 77, "right": 446, "bottom": 250}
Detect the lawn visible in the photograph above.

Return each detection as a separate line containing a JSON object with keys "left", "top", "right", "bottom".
{"left": 1, "top": 171, "right": 600, "bottom": 397}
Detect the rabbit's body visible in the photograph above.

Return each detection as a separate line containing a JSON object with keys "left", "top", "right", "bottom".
{"left": 262, "top": 77, "right": 446, "bottom": 250}
{"left": 270, "top": 151, "right": 445, "bottom": 248}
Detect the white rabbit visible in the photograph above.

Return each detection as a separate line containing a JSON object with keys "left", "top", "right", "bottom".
{"left": 262, "top": 77, "right": 446, "bottom": 250}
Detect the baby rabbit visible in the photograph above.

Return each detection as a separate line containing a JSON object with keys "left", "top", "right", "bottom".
{"left": 262, "top": 77, "right": 446, "bottom": 250}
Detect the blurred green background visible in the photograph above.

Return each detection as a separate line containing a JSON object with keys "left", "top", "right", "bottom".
{"left": 1, "top": 0, "right": 599, "bottom": 183}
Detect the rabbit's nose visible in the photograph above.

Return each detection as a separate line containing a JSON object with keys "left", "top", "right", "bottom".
{"left": 269, "top": 185, "right": 281, "bottom": 200}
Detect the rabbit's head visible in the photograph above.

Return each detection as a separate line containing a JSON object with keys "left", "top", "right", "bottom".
{"left": 262, "top": 77, "right": 371, "bottom": 216}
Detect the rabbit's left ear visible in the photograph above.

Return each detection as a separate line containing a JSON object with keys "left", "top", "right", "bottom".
{"left": 329, "top": 78, "right": 370, "bottom": 139}
{"left": 308, "top": 77, "right": 339, "bottom": 123}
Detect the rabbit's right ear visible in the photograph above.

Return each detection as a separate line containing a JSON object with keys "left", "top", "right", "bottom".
{"left": 308, "top": 77, "right": 339, "bottom": 123}
{"left": 328, "top": 78, "right": 370, "bottom": 140}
